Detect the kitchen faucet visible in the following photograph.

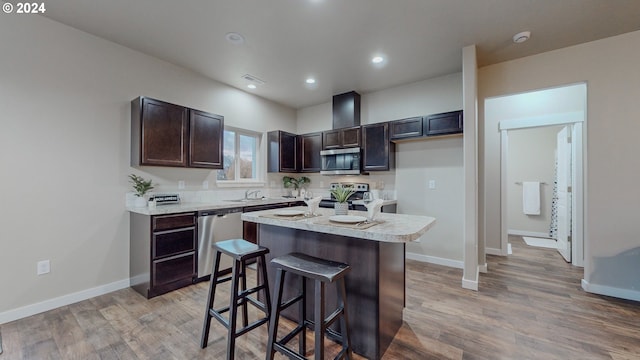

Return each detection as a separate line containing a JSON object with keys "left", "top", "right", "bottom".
{"left": 245, "top": 189, "right": 261, "bottom": 199}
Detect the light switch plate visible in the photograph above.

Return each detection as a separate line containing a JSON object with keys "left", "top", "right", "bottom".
{"left": 428, "top": 180, "right": 436, "bottom": 189}
{"left": 178, "top": 180, "right": 185, "bottom": 189}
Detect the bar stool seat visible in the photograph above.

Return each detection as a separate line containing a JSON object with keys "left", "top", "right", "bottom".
{"left": 200, "top": 239, "right": 271, "bottom": 360}
{"left": 266, "top": 252, "right": 353, "bottom": 360}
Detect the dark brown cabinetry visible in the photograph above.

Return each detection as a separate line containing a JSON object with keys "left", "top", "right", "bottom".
{"left": 130, "top": 212, "right": 197, "bottom": 299}
{"left": 362, "top": 122, "right": 395, "bottom": 171}
{"left": 332, "top": 91, "right": 361, "bottom": 129}
{"left": 188, "top": 109, "right": 223, "bottom": 168}
{"left": 424, "top": 110, "right": 463, "bottom": 136}
{"left": 267, "top": 130, "right": 298, "bottom": 173}
{"left": 322, "top": 126, "right": 361, "bottom": 149}
{"left": 298, "top": 132, "right": 323, "bottom": 172}
{"left": 131, "top": 96, "right": 223, "bottom": 169}
{"left": 242, "top": 203, "right": 293, "bottom": 244}
{"left": 389, "top": 117, "right": 424, "bottom": 140}
{"left": 131, "top": 97, "right": 188, "bottom": 167}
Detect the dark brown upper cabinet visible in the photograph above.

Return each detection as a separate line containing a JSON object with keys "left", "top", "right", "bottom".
{"left": 132, "top": 97, "right": 188, "bottom": 167}
{"left": 362, "top": 122, "right": 395, "bottom": 172}
{"left": 267, "top": 130, "right": 298, "bottom": 173}
{"left": 188, "top": 109, "right": 223, "bottom": 168}
{"left": 323, "top": 126, "right": 361, "bottom": 149}
{"left": 423, "top": 110, "right": 463, "bottom": 136}
{"left": 299, "top": 132, "right": 323, "bottom": 172}
{"left": 389, "top": 117, "right": 423, "bottom": 140}
{"left": 131, "top": 97, "right": 223, "bottom": 168}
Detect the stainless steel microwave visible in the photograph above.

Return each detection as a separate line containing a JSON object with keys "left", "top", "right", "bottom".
{"left": 320, "top": 147, "right": 361, "bottom": 175}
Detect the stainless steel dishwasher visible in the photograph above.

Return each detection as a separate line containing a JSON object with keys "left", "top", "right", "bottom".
{"left": 197, "top": 207, "right": 243, "bottom": 280}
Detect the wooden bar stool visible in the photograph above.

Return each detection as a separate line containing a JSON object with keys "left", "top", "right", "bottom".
{"left": 200, "top": 239, "right": 271, "bottom": 360}
{"left": 266, "top": 252, "right": 352, "bottom": 360}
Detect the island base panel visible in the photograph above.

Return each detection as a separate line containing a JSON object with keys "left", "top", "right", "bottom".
{"left": 257, "top": 224, "right": 405, "bottom": 360}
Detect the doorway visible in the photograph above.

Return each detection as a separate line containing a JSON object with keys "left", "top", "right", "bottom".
{"left": 492, "top": 83, "right": 586, "bottom": 267}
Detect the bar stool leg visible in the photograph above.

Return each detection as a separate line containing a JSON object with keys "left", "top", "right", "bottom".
{"left": 200, "top": 251, "right": 222, "bottom": 348}
{"left": 266, "top": 268, "right": 285, "bottom": 360}
{"left": 258, "top": 255, "right": 272, "bottom": 319}
{"left": 337, "top": 278, "right": 353, "bottom": 359}
{"left": 299, "top": 276, "right": 306, "bottom": 356}
{"left": 313, "top": 280, "right": 325, "bottom": 360}
{"left": 240, "top": 261, "right": 249, "bottom": 328}
{"left": 226, "top": 258, "right": 241, "bottom": 360}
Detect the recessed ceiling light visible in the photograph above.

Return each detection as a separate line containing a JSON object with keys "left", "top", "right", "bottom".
{"left": 305, "top": 78, "right": 316, "bottom": 84}
{"left": 513, "top": 31, "right": 531, "bottom": 43}
{"left": 247, "top": 84, "right": 257, "bottom": 89}
{"left": 372, "top": 56, "right": 384, "bottom": 64}
{"left": 225, "top": 32, "right": 245, "bottom": 45}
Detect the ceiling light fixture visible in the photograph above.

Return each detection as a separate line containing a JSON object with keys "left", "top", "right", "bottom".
{"left": 225, "top": 32, "right": 245, "bottom": 45}
{"left": 247, "top": 84, "right": 257, "bottom": 89}
{"left": 305, "top": 78, "right": 316, "bottom": 84}
{"left": 372, "top": 56, "right": 384, "bottom": 64}
{"left": 513, "top": 31, "right": 531, "bottom": 43}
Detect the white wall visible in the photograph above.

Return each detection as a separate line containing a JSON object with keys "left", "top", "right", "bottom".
{"left": 296, "top": 73, "right": 464, "bottom": 264}
{"left": 0, "top": 14, "right": 295, "bottom": 320}
{"left": 479, "top": 30, "right": 640, "bottom": 298}
{"left": 507, "top": 126, "right": 562, "bottom": 235}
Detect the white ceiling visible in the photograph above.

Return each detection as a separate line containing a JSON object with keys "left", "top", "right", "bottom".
{"left": 36, "top": 0, "right": 640, "bottom": 109}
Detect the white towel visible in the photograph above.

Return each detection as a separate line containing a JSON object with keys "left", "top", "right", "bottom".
{"left": 522, "top": 181, "right": 540, "bottom": 215}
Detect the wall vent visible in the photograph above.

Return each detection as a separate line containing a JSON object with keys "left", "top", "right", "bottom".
{"left": 241, "top": 74, "right": 265, "bottom": 85}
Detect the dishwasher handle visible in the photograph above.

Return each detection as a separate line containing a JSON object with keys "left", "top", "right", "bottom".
{"left": 198, "top": 207, "right": 243, "bottom": 217}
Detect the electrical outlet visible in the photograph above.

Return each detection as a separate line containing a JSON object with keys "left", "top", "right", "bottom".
{"left": 202, "top": 180, "right": 209, "bottom": 189}
{"left": 37, "top": 260, "right": 50, "bottom": 275}
{"left": 428, "top": 180, "right": 436, "bottom": 189}
{"left": 178, "top": 180, "right": 185, "bottom": 189}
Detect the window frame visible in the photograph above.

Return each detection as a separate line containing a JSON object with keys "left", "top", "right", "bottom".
{"left": 216, "top": 126, "right": 264, "bottom": 187}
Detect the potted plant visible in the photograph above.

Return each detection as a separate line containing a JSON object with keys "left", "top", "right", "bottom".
{"left": 129, "top": 174, "right": 154, "bottom": 207}
{"left": 282, "top": 176, "right": 310, "bottom": 197}
{"left": 330, "top": 186, "right": 355, "bottom": 215}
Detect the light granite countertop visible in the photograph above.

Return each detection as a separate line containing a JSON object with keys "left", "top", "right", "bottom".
{"left": 126, "top": 198, "right": 398, "bottom": 216}
{"left": 242, "top": 206, "right": 434, "bottom": 243}
{"left": 126, "top": 197, "right": 301, "bottom": 215}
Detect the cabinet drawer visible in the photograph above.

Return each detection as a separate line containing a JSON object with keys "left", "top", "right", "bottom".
{"left": 153, "top": 227, "right": 196, "bottom": 259}
{"left": 152, "top": 252, "right": 195, "bottom": 287}
{"left": 153, "top": 213, "right": 196, "bottom": 231}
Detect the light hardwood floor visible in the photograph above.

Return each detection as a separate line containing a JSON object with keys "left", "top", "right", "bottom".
{"left": 1, "top": 237, "right": 639, "bottom": 359}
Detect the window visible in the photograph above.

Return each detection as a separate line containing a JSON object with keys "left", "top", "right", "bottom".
{"left": 217, "top": 128, "right": 261, "bottom": 182}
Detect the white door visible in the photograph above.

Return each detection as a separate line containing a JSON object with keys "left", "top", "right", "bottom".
{"left": 556, "top": 126, "right": 572, "bottom": 262}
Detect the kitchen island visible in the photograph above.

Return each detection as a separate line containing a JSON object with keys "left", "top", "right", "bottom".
{"left": 242, "top": 207, "right": 435, "bottom": 359}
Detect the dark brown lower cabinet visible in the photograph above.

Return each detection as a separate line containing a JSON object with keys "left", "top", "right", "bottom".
{"left": 242, "top": 202, "right": 296, "bottom": 244}
{"left": 130, "top": 212, "right": 197, "bottom": 298}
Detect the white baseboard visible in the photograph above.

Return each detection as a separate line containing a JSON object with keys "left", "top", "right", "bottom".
{"left": 406, "top": 252, "right": 463, "bottom": 269}
{"left": 478, "top": 263, "right": 488, "bottom": 273}
{"left": 581, "top": 279, "right": 640, "bottom": 302}
{"left": 508, "top": 229, "right": 550, "bottom": 238}
{"left": 508, "top": 243, "right": 512, "bottom": 255}
{"left": 462, "top": 277, "right": 478, "bottom": 291}
{"left": 0, "top": 279, "right": 130, "bottom": 325}
{"left": 485, "top": 247, "right": 507, "bottom": 256}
